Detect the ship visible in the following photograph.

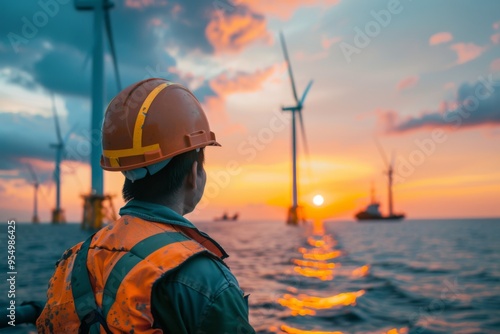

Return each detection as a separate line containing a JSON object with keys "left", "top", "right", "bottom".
{"left": 355, "top": 182, "right": 405, "bottom": 221}
{"left": 355, "top": 201, "right": 405, "bottom": 221}
{"left": 214, "top": 212, "right": 239, "bottom": 221}
{"left": 355, "top": 139, "right": 406, "bottom": 222}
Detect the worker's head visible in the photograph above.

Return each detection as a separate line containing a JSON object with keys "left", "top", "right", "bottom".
{"left": 100, "top": 78, "right": 220, "bottom": 214}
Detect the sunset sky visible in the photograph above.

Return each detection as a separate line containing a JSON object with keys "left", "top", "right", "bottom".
{"left": 1, "top": 0, "right": 499, "bottom": 223}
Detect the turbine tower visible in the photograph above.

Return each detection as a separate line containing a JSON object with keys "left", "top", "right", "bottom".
{"left": 26, "top": 164, "right": 40, "bottom": 223}
{"left": 75, "top": 0, "right": 121, "bottom": 230}
{"left": 374, "top": 139, "right": 396, "bottom": 217}
{"left": 279, "top": 32, "right": 313, "bottom": 225}
{"left": 50, "top": 94, "right": 66, "bottom": 223}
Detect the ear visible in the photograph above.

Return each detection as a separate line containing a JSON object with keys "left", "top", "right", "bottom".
{"left": 186, "top": 161, "right": 198, "bottom": 190}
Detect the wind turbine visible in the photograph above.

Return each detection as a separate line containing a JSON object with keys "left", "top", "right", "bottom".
{"left": 50, "top": 94, "right": 64, "bottom": 223}
{"left": 279, "top": 31, "right": 314, "bottom": 225}
{"left": 75, "top": 0, "right": 121, "bottom": 230}
{"left": 26, "top": 164, "right": 40, "bottom": 223}
{"left": 50, "top": 94, "right": 76, "bottom": 223}
{"left": 373, "top": 138, "right": 404, "bottom": 219}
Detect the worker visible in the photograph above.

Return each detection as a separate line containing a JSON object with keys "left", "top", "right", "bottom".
{"left": 36, "top": 78, "right": 255, "bottom": 333}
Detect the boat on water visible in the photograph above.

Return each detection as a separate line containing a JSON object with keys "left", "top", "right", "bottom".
{"left": 214, "top": 212, "right": 239, "bottom": 221}
{"left": 355, "top": 202, "right": 405, "bottom": 221}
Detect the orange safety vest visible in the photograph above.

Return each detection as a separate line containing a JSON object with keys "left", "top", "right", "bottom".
{"left": 36, "top": 215, "right": 225, "bottom": 333}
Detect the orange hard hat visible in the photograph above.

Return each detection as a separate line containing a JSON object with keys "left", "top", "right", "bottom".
{"left": 100, "top": 78, "right": 220, "bottom": 172}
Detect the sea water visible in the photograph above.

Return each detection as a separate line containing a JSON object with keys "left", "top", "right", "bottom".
{"left": 0, "top": 218, "right": 499, "bottom": 333}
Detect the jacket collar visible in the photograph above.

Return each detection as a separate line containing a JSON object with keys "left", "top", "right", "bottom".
{"left": 119, "top": 199, "right": 228, "bottom": 259}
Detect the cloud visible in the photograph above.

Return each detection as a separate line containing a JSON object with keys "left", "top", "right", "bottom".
{"left": 494, "top": 21, "right": 500, "bottom": 30}
{"left": 396, "top": 76, "right": 419, "bottom": 91}
{"left": 380, "top": 77, "right": 500, "bottom": 133}
{"left": 235, "top": 0, "right": 340, "bottom": 20}
{"left": 196, "top": 65, "right": 278, "bottom": 126}
{"left": 444, "top": 82, "right": 456, "bottom": 90}
{"left": 206, "top": 5, "right": 272, "bottom": 54}
{"left": 125, "top": 0, "right": 166, "bottom": 9}
{"left": 1, "top": 68, "right": 40, "bottom": 91}
{"left": 491, "top": 58, "right": 500, "bottom": 72}
{"left": 321, "top": 35, "right": 342, "bottom": 49}
{"left": 429, "top": 32, "right": 453, "bottom": 45}
{"left": 0, "top": 112, "right": 57, "bottom": 171}
{"left": 0, "top": 100, "right": 90, "bottom": 178}
{"left": 449, "top": 43, "right": 485, "bottom": 65}
{"left": 209, "top": 65, "right": 277, "bottom": 95}
{"left": 491, "top": 33, "right": 500, "bottom": 45}
{"left": 31, "top": 47, "right": 90, "bottom": 96}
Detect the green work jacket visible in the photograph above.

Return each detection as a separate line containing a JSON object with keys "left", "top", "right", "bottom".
{"left": 119, "top": 200, "right": 255, "bottom": 334}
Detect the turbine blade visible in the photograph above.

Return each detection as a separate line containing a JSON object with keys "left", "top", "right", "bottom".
{"left": 279, "top": 31, "right": 299, "bottom": 103}
{"left": 104, "top": 7, "right": 122, "bottom": 92}
{"left": 299, "top": 80, "right": 313, "bottom": 107}
{"left": 26, "top": 163, "right": 39, "bottom": 184}
{"left": 51, "top": 94, "right": 63, "bottom": 143}
{"left": 373, "top": 136, "right": 390, "bottom": 169}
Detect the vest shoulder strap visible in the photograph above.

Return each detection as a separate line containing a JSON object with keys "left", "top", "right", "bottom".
{"left": 71, "top": 234, "right": 112, "bottom": 334}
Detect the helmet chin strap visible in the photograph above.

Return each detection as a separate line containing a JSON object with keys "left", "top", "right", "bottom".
{"left": 122, "top": 148, "right": 200, "bottom": 182}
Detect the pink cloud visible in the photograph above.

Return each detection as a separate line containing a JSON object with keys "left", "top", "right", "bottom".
{"left": 171, "top": 3, "right": 182, "bottom": 16}
{"left": 206, "top": 8, "right": 272, "bottom": 54}
{"left": 375, "top": 109, "right": 399, "bottom": 133}
{"left": 148, "top": 18, "right": 163, "bottom": 27}
{"left": 429, "top": 32, "right": 453, "bottom": 46}
{"left": 396, "top": 76, "right": 419, "bottom": 91}
{"left": 491, "top": 58, "right": 500, "bottom": 71}
{"left": 210, "top": 65, "right": 277, "bottom": 96}
{"left": 379, "top": 79, "right": 500, "bottom": 133}
{"left": 449, "top": 43, "right": 485, "bottom": 65}
{"left": 235, "top": 0, "right": 340, "bottom": 20}
{"left": 321, "top": 35, "right": 342, "bottom": 49}
{"left": 443, "top": 82, "right": 455, "bottom": 90}
{"left": 491, "top": 33, "right": 500, "bottom": 45}
{"left": 493, "top": 21, "right": 500, "bottom": 30}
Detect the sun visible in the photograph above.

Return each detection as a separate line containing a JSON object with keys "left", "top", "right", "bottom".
{"left": 313, "top": 194, "right": 324, "bottom": 206}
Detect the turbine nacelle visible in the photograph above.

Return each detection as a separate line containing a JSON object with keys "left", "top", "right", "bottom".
{"left": 281, "top": 105, "right": 302, "bottom": 112}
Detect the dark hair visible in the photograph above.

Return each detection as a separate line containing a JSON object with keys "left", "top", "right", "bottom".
{"left": 122, "top": 148, "right": 204, "bottom": 203}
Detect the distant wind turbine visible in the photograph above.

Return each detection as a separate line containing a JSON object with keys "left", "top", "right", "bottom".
{"left": 49, "top": 94, "right": 76, "bottom": 223}
{"left": 26, "top": 164, "right": 40, "bottom": 223}
{"left": 279, "top": 31, "right": 314, "bottom": 225}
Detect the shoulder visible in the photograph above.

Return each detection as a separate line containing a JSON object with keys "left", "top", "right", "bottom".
{"left": 150, "top": 253, "right": 251, "bottom": 333}
{"left": 161, "top": 253, "right": 242, "bottom": 299}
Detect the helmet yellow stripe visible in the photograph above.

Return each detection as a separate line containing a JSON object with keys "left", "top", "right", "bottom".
{"left": 133, "top": 82, "right": 171, "bottom": 149}
{"left": 103, "top": 144, "right": 160, "bottom": 159}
